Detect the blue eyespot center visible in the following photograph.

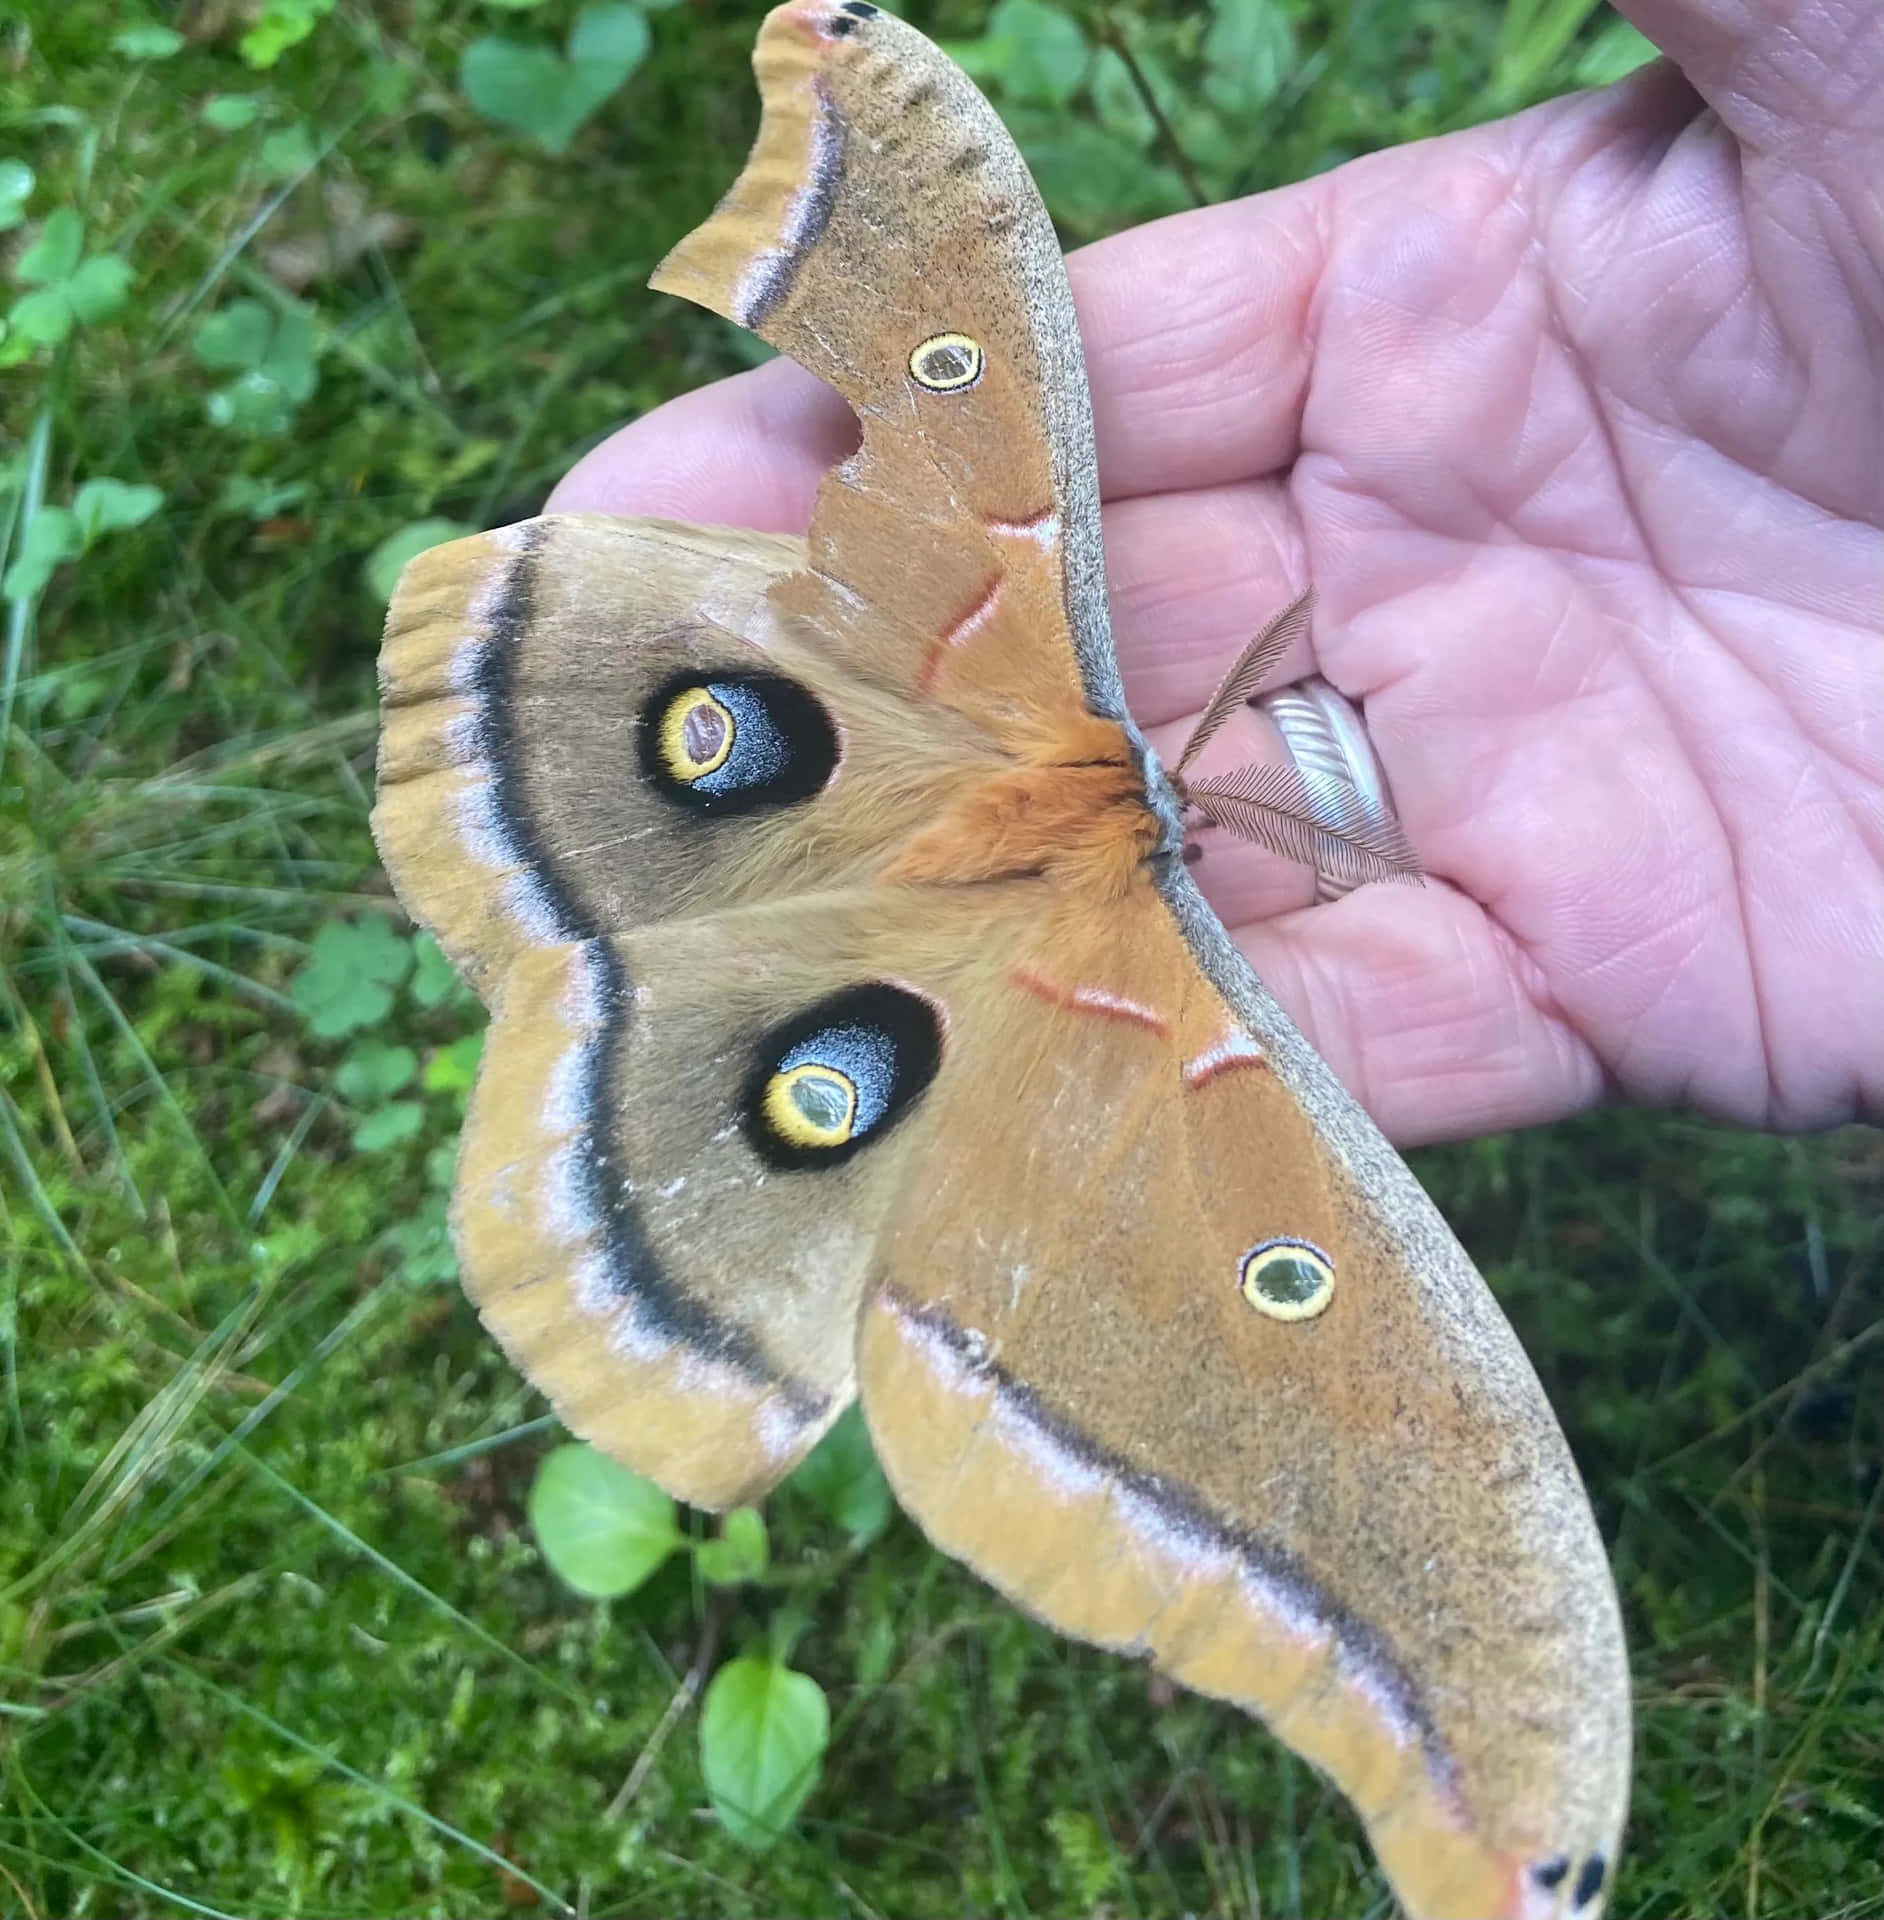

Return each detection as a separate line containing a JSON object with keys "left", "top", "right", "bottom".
{"left": 746, "top": 984, "right": 943, "bottom": 1169}
{"left": 639, "top": 669, "right": 837, "bottom": 813}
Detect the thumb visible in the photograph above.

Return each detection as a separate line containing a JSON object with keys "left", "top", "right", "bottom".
{"left": 1615, "top": 0, "right": 1880, "bottom": 174}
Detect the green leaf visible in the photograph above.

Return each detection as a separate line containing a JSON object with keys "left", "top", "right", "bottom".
{"left": 1018, "top": 118, "right": 1189, "bottom": 236}
{"left": 203, "top": 94, "right": 262, "bottom": 131}
{"left": 71, "top": 478, "right": 163, "bottom": 546}
{"left": 409, "top": 931, "right": 465, "bottom": 1008}
{"left": 16, "top": 209, "right": 82, "bottom": 284}
{"left": 0, "top": 160, "right": 33, "bottom": 231}
{"left": 351, "top": 1101, "right": 425, "bottom": 1152}
{"left": 217, "top": 473, "right": 307, "bottom": 519}
{"left": 192, "top": 301, "right": 274, "bottom": 370}
{"left": 939, "top": 32, "right": 1018, "bottom": 83}
{"left": 696, "top": 1507, "right": 770, "bottom": 1586}
{"left": 529, "top": 1443, "right": 681, "bottom": 1599}
{"left": 193, "top": 300, "right": 318, "bottom": 436}
{"left": 2, "top": 506, "right": 78, "bottom": 602}
{"left": 114, "top": 25, "right": 186, "bottom": 58}
{"left": 787, "top": 1406, "right": 892, "bottom": 1544}
{"left": 335, "top": 1040, "right": 417, "bottom": 1105}
{"left": 258, "top": 125, "right": 319, "bottom": 178}
{"left": 383, "top": 1192, "right": 458, "bottom": 1285}
{"left": 700, "top": 1655, "right": 829, "bottom": 1849}
{"left": 5, "top": 287, "right": 72, "bottom": 347}
{"left": 241, "top": 0, "right": 335, "bottom": 68}
{"left": 986, "top": 0, "right": 1088, "bottom": 107}
{"left": 460, "top": 3, "right": 650, "bottom": 155}
{"left": 422, "top": 1031, "right": 484, "bottom": 1095}
{"left": 568, "top": 1, "right": 650, "bottom": 68}
{"left": 291, "top": 919, "right": 412, "bottom": 1038}
{"left": 1089, "top": 47, "right": 1157, "bottom": 149}
{"left": 365, "top": 518, "right": 474, "bottom": 604}
{"left": 64, "top": 255, "right": 133, "bottom": 323}
{"left": 1202, "top": 0, "right": 1294, "bottom": 116}
{"left": 1574, "top": 17, "right": 1658, "bottom": 85}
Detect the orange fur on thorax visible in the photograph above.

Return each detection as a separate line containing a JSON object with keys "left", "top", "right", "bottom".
{"left": 882, "top": 710, "right": 1159, "bottom": 900}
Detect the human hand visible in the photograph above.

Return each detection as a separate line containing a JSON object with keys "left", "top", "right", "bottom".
{"left": 550, "top": 0, "right": 1882, "bottom": 1147}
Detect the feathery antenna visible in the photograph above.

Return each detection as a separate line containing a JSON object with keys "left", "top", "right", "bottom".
{"left": 1172, "top": 591, "right": 1424, "bottom": 888}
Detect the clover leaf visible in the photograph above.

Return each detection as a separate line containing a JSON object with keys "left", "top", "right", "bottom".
{"left": 422, "top": 1031, "right": 484, "bottom": 1096}
{"left": 241, "top": 0, "right": 335, "bottom": 68}
{"left": 351, "top": 1101, "right": 424, "bottom": 1152}
{"left": 3, "top": 479, "right": 163, "bottom": 602}
{"left": 697, "top": 1507, "right": 770, "bottom": 1587}
{"left": 460, "top": 3, "right": 650, "bottom": 155}
{"left": 290, "top": 919, "right": 412, "bottom": 1038}
{"left": 5, "top": 210, "right": 132, "bottom": 351}
{"left": 192, "top": 298, "right": 319, "bottom": 437}
{"left": 383, "top": 1192, "right": 458, "bottom": 1286}
{"left": 365, "top": 518, "right": 473, "bottom": 605}
{"left": 334, "top": 1040, "right": 417, "bottom": 1106}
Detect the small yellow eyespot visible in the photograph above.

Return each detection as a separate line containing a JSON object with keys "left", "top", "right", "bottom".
{"left": 762, "top": 1062, "right": 858, "bottom": 1149}
{"left": 658, "top": 687, "right": 735, "bottom": 782}
{"left": 909, "top": 332, "right": 985, "bottom": 393}
{"left": 1239, "top": 1239, "right": 1335, "bottom": 1322}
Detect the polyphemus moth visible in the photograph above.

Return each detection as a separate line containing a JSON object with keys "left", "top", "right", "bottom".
{"left": 372, "top": 6, "right": 1630, "bottom": 1915}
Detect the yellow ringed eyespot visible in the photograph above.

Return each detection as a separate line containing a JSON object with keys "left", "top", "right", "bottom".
{"left": 657, "top": 687, "right": 735, "bottom": 782}
{"left": 909, "top": 332, "right": 985, "bottom": 393}
{"left": 762, "top": 1062, "right": 859, "bottom": 1149}
{"left": 1238, "top": 1238, "right": 1335, "bottom": 1322}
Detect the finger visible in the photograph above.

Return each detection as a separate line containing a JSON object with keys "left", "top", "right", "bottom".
{"left": 1111, "top": 480, "right": 1323, "bottom": 923}
{"left": 1105, "top": 481, "right": 1312, "bottom": 731}
{"left": 547, "top": 356, "right": 852, "bottom": 524}
{"left": 551, "top": 176, "right": 1335, "bottom": 522}
{"left": 1614, "top": 0, "right": 1879, "bottom": 162}
{"left": 1236, "top": 883, "right": 1608, "bottom": 1147}
{"left": 1073, "top": 184, "right": 1328, "bottom": 497}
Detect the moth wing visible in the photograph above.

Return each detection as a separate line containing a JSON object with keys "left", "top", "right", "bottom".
{"left": 855, "top": 875, "right": 1631, "bottom": 1920}
{"left": 445, "top": 884, "right": 1040, "bottom": 1509}
{"left": 651, "top": 2, "right": 1126, "bottom": 739}
{"left": 374, "top": 513, "right": 996, "bottom": 996}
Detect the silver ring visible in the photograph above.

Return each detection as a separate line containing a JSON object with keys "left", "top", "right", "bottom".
{"left": 1256, "top": 676, "right": 1404, "bottom": 902}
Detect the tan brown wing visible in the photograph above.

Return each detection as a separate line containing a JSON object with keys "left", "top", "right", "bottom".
{"left": 374, "top": 513, "right": 998, "bottom": 995}
{"left": 855, "top": 879, "right": 1630, "bottom": 1920}
{"left": 651, "top": 3, "right": 1130, "bottom": 749}
{"left": 451, "top": 884, "right": 1038, "bottom": 1508}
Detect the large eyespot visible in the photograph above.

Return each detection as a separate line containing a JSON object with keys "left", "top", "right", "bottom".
{"left": 1238, "top": 1237, "right": 1335, "bottom": 1322}
{"left": 745, "top": 984, "right": 943, "bottom": 1169}
{"left": 909, "top": 332, "right": 985, "bottom": 393}
{"left": 638, "top": 670, "right": 838, "bottom": 814}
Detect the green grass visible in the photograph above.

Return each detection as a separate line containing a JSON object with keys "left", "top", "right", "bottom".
{"left": 2, "top": 1, "right": 1880, "bottom": 1915}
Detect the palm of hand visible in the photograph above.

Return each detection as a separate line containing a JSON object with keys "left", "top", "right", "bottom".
{"left": 551, "top": 31, "right": 1882, "bottom": 1146}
